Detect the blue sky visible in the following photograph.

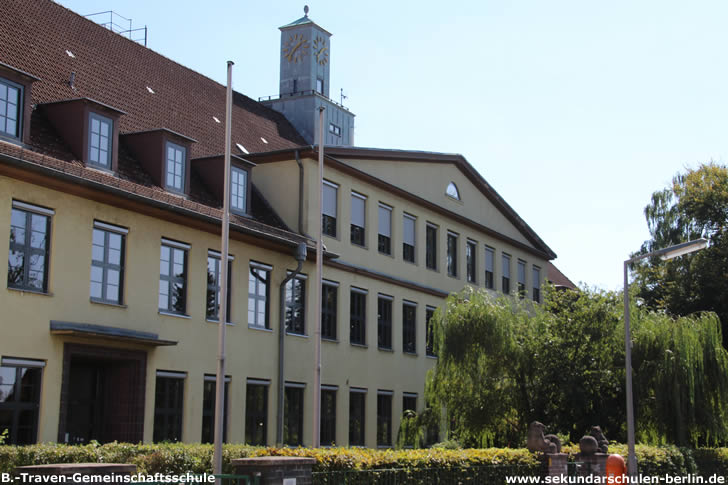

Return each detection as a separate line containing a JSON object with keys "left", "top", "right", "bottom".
{"left": 57, "top": 0, "right": 728, "bottom": 290}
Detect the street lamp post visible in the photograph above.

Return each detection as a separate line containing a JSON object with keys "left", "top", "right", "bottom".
{"left": 623, "top": 238, "right": 707, "bottom": 476}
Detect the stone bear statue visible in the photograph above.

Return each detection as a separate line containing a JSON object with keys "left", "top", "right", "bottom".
{"left": 579, "top": 426, "right": 609, "bottom": 455}
{"left": 590, "top": 425, "right": 609, "bottom": 454}
{"left": 526, "top": 421, "right": 562, "bottom": 454}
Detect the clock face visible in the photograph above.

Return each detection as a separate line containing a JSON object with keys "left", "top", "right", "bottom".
{"left": 283, "top": 33, "right": 309, "bottom": 63}
{"left": 313, "top": 36, "right": 329, "bottom": 66}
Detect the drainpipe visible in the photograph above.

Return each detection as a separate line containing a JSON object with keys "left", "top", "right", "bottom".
{"left": 295, "top": 150, "right": 304, "bottom": 235}
{"left": 276, "top": 242, "right": 307, "bottom": 445}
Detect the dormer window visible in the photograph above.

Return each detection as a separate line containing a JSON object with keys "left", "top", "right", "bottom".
{"left": 231, "top": 166, "right": 248, "bottom": 214}
{"left": 446, "top": 182, "right": 461, "bottom": 200}
{"left": 88, "top": 112, "right": 113, "bottom": 169}
{"left": 0, "top": 78, "right": 22, "bottom": 140}
{"left": 165, "top": 141, "right": 186, "bottom": 192}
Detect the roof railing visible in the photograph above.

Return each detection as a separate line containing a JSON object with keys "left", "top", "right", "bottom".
{"left": 85, "top": 10, "right": 148, "bottom": 46}
{"left": 258, "top": 90, "right": 349, "bottom": 110}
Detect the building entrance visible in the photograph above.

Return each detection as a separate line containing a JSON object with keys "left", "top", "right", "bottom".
{"left": 59, "top": 344, "right": 146, "bottom": 444}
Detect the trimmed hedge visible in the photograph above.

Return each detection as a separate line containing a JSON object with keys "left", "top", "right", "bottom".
{"left": 1, "top": 443, "right": 726, "bottom": 477}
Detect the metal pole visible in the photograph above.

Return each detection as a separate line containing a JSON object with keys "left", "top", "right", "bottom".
{"left": 312, "top": 106, "right": 325, "bottom": 447}
{"left": 624, "top": 260, "right": 637, "bottom": 477}
{"left": 213, "top": 60, "right": 234, "bottom": 480}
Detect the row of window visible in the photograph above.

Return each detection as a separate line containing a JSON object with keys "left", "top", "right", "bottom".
{"left": 322, "top": 181, "right": 543, "bottom": 302}
{"left": 0, "top": 358, "right": 432, "bottom": 447}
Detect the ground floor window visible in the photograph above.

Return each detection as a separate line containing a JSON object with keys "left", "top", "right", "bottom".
{"left": 245, "top": 379, "right": 269, "bottom": 446}
{"left": 349, "top": 388, "right": 366, "bottom": 446}
{"left": 320, "top": 387, "right": 337, "bottom": 446}
{"left": 377, "top": 391, "right": 393, "bottom": 447}
{"left": 201, "top": 375, "right": 229, "bottom": 444}
{"left": 284, "top": 383, "right": 304, "bottom": 446}
{"left": 0, "top": 358, "right": 43, "bottom": 444}
{"left": 153, "top": 371, "right": 185, "bottom": 442}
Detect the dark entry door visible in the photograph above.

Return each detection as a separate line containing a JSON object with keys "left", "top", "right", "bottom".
{"left": 67, "top": 359, "right": 108, "bottom": 444}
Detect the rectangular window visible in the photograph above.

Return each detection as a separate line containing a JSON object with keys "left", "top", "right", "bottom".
{"left": 90, "top": 222, "right": 126, "bottom": 305}
{"left": 153, "top": 371, "right": 185, "bottom": 443}
{"left": 447, "top": 231, "right": 458, "bottom": 277}
{"left": 159, "top": 239, "right": 189, "bottom": 315}
{"left": 0, "top": 358, "right": 44, "bottom": 444}
{"left": 377, "top": 294, "right": 393, "bottom": 350}
{"left": 165, "top": 141, "right": 185, "bottom": 192}
{"left": 350, "top": 288, "right": 367, "bottom": 345}
{"left": 466, "top": 239, "right": 477, "bottom": 284}
{"left": 403, "top": 214, "right": 416, "bottom": 263}
{"left": 206, "top": 251, "right": 232, "bottom": 321}
{"left": 322, "top": 281, "right": 338, "bottom": 340}
{"left": 0, "top": 78, "right": 22, "bottom": 140}
{"left": 403, "top": 301, "right": 417, "bottom": 354}
{"left": 350, "top": 192, "right": 366, "bottom": 246}
{"left": 328, "top": 123, "right": 341, "bottom": 136}
{"left": 316, "top": 78, "right": 324, "bottom": 94}
{"left": 284, "top": 383, "right": 304, "bottom": 446}
{"left": 377, "top": 203, "right": 392, "bottom": 255}
{"left": 426, "top": 306, "right": 437, "bottom": 357}
{"left": 426, "top": 224, "right": 438, "bottom": 270}
{"left": 502, "top": 253, "right": 511, "bottom": 294}
{"left": 285, "top": 274, "right": 306, "bottom": 335}
{"left": 533, "top": 266, "right": 541, "bottom": 303}
{"left": 245, "top": 379, "right": 269, "bottom": 446}
{"left": 7, "top": 201, "right": 53, "bottom": 293}
{"left": 248, "top": 262, "right": 271, "bottom": 329}
{"left": 377, "top": 391, "right": 393, "bottom": 447}
{"left": 88, "top": 112, "right": 112, "bottom": 169}
{"left": 518, "top": 260, "right": 527, "bottom": 298}
{"left": 231, "top": 166, "right": 247, "bottom": 214}
{"left": 349, "top": 388, "right": 366, "bottom": 446}
{"left": 402, "top": 393, "right": 418, "bottom": 448}
{"left": 201, "top": 375, "right": 229, "bottom": 444}
{"left": 322, "top": 181, "right": 338, "bottom": 238}
{"left": 320, "top": 387, "right": 337, "bottom": 446}
{"left": 485, "top": 246, "right": 495, "bottom": 290}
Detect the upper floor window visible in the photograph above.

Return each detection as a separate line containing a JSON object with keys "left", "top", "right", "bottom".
{"left": 518, "top": 260, "right": 527, "bottom": 299}
{"left": 377, "top": 294, "right": 393, "bottom": 350}
{"left": 90, "top": 221, "right": 127, "bottom": 305}
{"left": 165, "top": 141, "right": 186, "bottom": 193}
{"left": 328, "top": 123, "right": 341, "bottom": 137}
{"left": 426, "top": 223, "right": 438, "bottom": 270}
{"left": 403, "top": 214, "right": 416, "bottom": 263}
{"left": 249, "top": 262, "right": 271, "bottom": 329}
{"left": 88, "top": 113, "right": 113, "bottom": 169}
{"left": 7, "top": 201, "right": 53, "bottom": 293}
{"left": 403, "top": 301, "right": 417, "bottom": 354}
{"left": 533, "top": 266, "right": 541, "bottom": 303}
{"left": 426, "top": 306, "right": 437, "bottom": 357}
{"left": 322, "top": 181, "right": 338, "bottom": 238}
{"left": 350, "top": 287, "right": 367, "bottom": 345}
{"left": 206, "top": 251, "right": 232, "bottom": 321}
{"left": 0, "top": 78, "right": 22, "bottom": 140}
{"left": 316, "top": 78, "right": 324, "bottom": 94}
{"left": 231, "top": 166, "right": 247, "bottom": 214}
{"left": 485, "top": 246, "right": 495, "bottom": 290}
{"left": 378, "top": 203, "right": 392, "bottom": 255}
{"left": 350, "top": 192, "right": 366, "bottom": 247}
{"left": 502, "top": 253, "right": 511, "bottom": 294}
{"left": 322, "top": 280, "right": 338, "bottom": 340}
{"left": 285, "top": 273, "right": 307, "bottom": 335}
{"left": 159, "top": 239, "right": 189, "bottom": 315}
{"left": 447, "top": 231, "right": 458, "bottom": 277}
{"left": 466, "top": 239, "right": 477, "bottom": 284}
{"left": 446, "top": 182, "right": 461, "bottom": 200}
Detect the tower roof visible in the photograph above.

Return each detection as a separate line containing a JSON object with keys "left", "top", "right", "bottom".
{"left": 279, "top": 7, "right": 332, "bottom": 36}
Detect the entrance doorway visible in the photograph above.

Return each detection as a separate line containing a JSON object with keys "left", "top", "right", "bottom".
{"left": 58, "top": 344, "right": 146, "bottom": 444}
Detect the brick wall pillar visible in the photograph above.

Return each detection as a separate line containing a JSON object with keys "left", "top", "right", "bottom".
{"left": 231, "top": 457, "right": 315, "bottom": 485}
{"left": 545, "top": 453, "right": 568, "bottom": 478}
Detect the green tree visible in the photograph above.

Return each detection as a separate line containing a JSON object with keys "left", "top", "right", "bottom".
{"left": 634, "top": 163, "right": 728, "bottom": 348}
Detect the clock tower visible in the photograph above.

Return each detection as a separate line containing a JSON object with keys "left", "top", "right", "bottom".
{"left": 261, "top": 6, "right": 355, "bottom": 146}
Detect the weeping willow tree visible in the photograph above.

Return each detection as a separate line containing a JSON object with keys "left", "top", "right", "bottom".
{"left": 425, "top": 286, "right": 728, "bottom": 448}
{"left": 632, "top": 309, "right": 728, "bottom": 446}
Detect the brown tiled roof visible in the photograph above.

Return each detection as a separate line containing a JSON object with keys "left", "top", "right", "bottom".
{"left": 0, "top": 0, "right": 307, "bottom": 158}
{"left": 546, "top": 262, "right": 577, "bottom": 290}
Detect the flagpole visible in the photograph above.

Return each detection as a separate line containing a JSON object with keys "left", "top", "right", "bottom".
{"left": 213, "top": 60, "right": 234, "bottom": 480}
{"left": 312, "top": 106, "right": 325, "bottom": 447}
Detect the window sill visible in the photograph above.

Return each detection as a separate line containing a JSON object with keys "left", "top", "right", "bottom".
{"left": 159, "top": 310, "right": 191, "bottom": 319}
{"left": 351, "top": 242, "right": 367, "bottom": 250}
{"left": 286, "top": 332, "right": 309, "bottom": 338}
{"left": 90, "top": 298, "right": 127, "bottom": 309}
{"left": 447, "top": 274, "right": 459, "bottom": 280}
{"left": 7, "top": 286, "right": 52, "bottom": 297}
{"left": 249, "top": 325, "right": 273, "bottom": 332}
{"left": 206, "top": 318, "right": 235, "bottom": 326}
{"left": 378, "top": 250, "right": 393, "bottom": 258}
{"left": 426, "top": 354, "right": 438, "bottom": 360}
{"left": 350, "top": 342, "right": 368, "bottom": 349}
{"left": 378, "top": 346, "right": 394, "bottom": 353}
{"left": 377, "top": 445, "right": 393, "bottom": 449}
{"left": 403, "top": 259, "right": 417, "bottom": 266}
{"left": 426, "top": 266, "right": 439, "bottom": 273}
{"left": 403, "top": 351, "right": 418, "bottom": 357}
{"left": 322, "top": 337, "right": 339, "bottom": 343}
